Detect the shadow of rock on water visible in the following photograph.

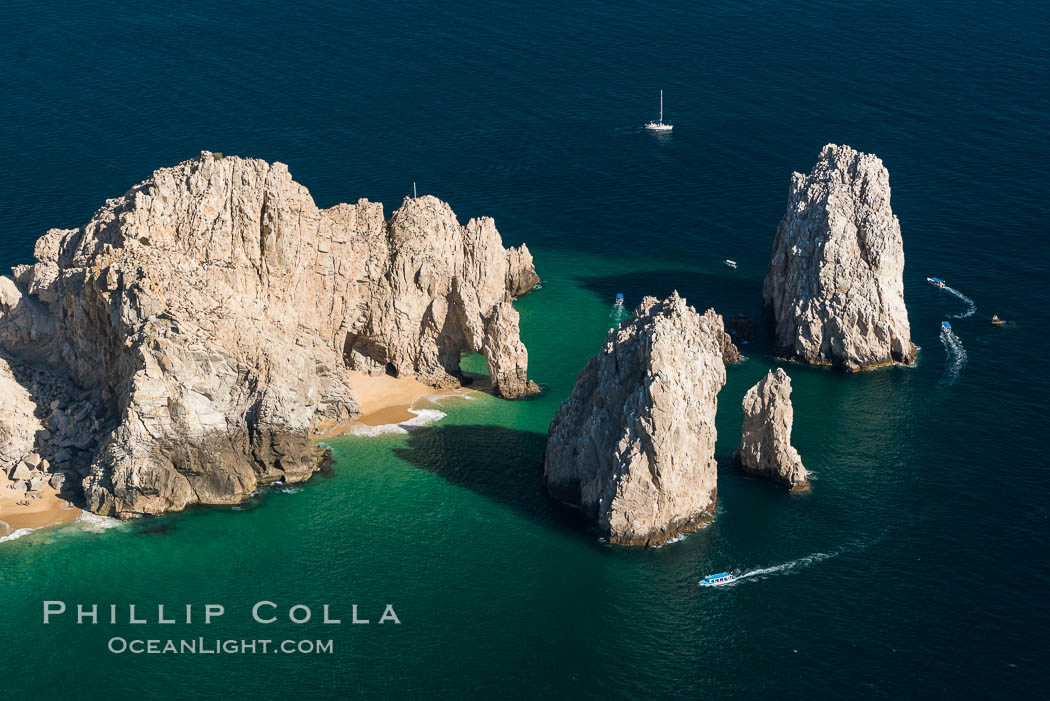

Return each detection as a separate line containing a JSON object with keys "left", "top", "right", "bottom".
{"left": 576, "top": 268, "right": 761, "bottom": 318}
{"left": 575, "top": 268, "right": 774, "bottom": 355}
{"left": 394, "top": 424, "right": 588, "bottom": 535}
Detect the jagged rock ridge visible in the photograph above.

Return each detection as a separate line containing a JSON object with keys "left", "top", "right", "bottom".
{"left": 735, "top": 368, "right": 809, "bottom": 491}
{"left": 544, "top": 292, "right": 727, "bottom": 547}
{"left": 0, "top": 152, "right": 538, "bottom": 517}
{"left": 763, "top": 144, "right": 916, "bottom": 371}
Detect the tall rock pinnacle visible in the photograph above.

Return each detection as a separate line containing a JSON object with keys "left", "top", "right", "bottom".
{"left": 544, "top": 292, "right": 727, "bottom": 546}
{"left": 763, "top": 144, "right": 916, "bottom": 371}
{"left": 735, "top": 368, "right": 809, "bottom": 492}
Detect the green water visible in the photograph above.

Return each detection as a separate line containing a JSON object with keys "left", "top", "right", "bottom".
{"left": 4, "top": 248, "right": 1015, "bottom": 698}
{"left": 3, "top": 0, "right": 1049, "bottom": 695}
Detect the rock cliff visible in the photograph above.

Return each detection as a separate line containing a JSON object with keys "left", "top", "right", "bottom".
{"left": 735, "top": 368, "right": 809, "bottom": 491}
{"left": 0, "top": 152, "right": 538, "bottom": 517}
{"left": 544, "top": 292, "right": 727, "bottom": 546}
{"left": 763, "top": 144, "right": 916, "bottom": 371}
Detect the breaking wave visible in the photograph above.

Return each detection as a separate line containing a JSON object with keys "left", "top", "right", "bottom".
{"left": 939, "top": 331, "right": 967, "bottom": 385}
{"left": 346, "top": 408, "right": 447, "bottom": 437}
{"left": 75, "top": 511, "right": 121, "bottom": 532}
{"left": 944, "top": 285, "right": 977, "bottom": 318}
{"left": 0, "top": 526, "right": 35, "bottom": 543}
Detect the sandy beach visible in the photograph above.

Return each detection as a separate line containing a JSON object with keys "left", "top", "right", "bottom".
{"left": 0, "top": 471, "right": 81, "bottom": 536}
{"left": 314, "top": 371, "right": 474, "bottom": 436}
{"left": 1, "top": 372, "right": 465, "bottom": 534}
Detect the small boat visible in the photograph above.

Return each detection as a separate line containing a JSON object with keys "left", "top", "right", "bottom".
{"left": 644, "top": 90, "right": 673, "bottom": 131}
{"left": 700, "top": 571, "right": 738, "bottom": 586}
{"left": 927, "top": 277, "right": 946, "bottom": 289}
{"left": 614, "top": 293, "right": 625, "bottom": 306}
{"left": 723, "top": 259, "right": 737, "bottom": 269}
{"left": 941, "top": 321, "right": 952, "bottom": 334}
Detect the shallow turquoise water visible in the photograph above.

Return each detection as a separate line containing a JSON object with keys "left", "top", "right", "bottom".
{"left": 1, "top": 0, "right": 1049, "bottom": 697}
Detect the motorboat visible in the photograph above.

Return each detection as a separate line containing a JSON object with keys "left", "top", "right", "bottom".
{"left": 723, "top": 259, "right": 737, "bottom": 269}
{"left": 644, "top": 90, "right": 673, "bottom": 131}
{"left": 941, "top": 321, "right": 952, "bottom": 334}
{"left": 614, "top": 293, "right": 625, "bottom": 306}
{"left": 700, "top": 572, "right": 738, "bottom": 586}
{"left": 927, "top": 277, "right": 945, "bottom": 288}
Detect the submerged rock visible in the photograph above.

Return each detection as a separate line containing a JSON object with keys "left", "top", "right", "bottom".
{"left": 0, "top": 152, "right": 538, "bottom": 517}
{"left": 735, "top": 368, "right": 809, "bottom": 491}
{"left": 763, "top": 144, "right": 916, "bottom": 371}
{"left": 544, "top": 292, "right": 727, "bottom": 547}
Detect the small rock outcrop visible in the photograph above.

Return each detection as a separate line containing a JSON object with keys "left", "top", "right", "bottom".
{"left": 544, "top": 293, "right": 727, "bottom": 546}
{"left": 735, "top": 368, "right": 809, "bottom": 491}
{"left": 482, "top": 301, "right": 539, "bottom": 398}
{"left": 0, "top": 152, "right": 538, "bottom": 517}
{"left": 704, "top": 308, "right": 743, "bottom": 365}
{"left": 763, "top": 144, "right": 916, "bottom": 371}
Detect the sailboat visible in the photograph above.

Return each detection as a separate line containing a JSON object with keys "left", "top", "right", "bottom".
{"left": 644, "top": 90, "right": 673, "bottom": 131}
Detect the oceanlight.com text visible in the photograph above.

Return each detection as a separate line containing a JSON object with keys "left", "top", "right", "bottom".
{"left": 107, "top": 637, "right": 334, "bottom": 655}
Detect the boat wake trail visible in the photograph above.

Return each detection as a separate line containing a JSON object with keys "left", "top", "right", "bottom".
{"left": 939, "top": 331, "right": 967, "bottom": 385}
{"left": 609, "top": 303, "right": 630, "bottom": 329}
{"left": 698, "top": 551, "right": 837, "bottom": 587}
{"left": 736, "top": 551, "right": 837, "bottom": 581}
{"left": 944, "top": 286, "right": 976, "bottom": 318}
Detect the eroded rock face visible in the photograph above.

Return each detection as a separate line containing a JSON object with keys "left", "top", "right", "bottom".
{"left": 544, "top": 292, "right": 727, "bottom": 546}
{"left": 0, "top": 152, "right": 537, "bottom": 517}
{"left": 704, "top": 308, "right": 743, "bottom": 365}
{"left": 482, "top": 301, "right": 539, "bottom": 399}
{"left": 735, "top": 368, "right": 809, "bottom": 491}
{"left": 763, "top": 144, "right": 916, "bottom": 371}
{"left": 0, "top": 356, "right": 41, "bottom": 470}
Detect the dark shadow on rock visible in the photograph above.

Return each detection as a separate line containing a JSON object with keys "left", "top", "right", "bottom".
{"left": 393, "top": 424, "right": 593, "bottom": 538}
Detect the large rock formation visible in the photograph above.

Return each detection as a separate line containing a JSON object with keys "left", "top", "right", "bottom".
{"left": 763, "top": 144, "right": 916, "bottom": 371}
{"left": 735, "top": 368, "right": 809, "bottom": 492}
{"left": 544, "top": 292, "right": 727, "bottom": 546}
{"left": 0, "top": 152, "right": 538, "bottom": 517}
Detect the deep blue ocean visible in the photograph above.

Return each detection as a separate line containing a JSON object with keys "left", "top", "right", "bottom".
{"left": 1, "top": 1, "right": 1048, "bottom": 698}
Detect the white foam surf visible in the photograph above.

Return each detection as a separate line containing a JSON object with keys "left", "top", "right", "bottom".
{"left": 75, "top": 511, "right": 122, "bottom": 532}
{"left": 944, "top": 285, "right": 976, "bottom": 319}
{"left": 939, "top": 331, "right": 967, "bottom": 385}
{"left": 0, "top": 526, "right": 36, "bottom": 543}
{"left": 346, "top": 408, "right": 447, "bottom": 437}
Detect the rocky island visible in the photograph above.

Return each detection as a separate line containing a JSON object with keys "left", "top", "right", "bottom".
{"left": 0, "top": 152, "right": 538, "bottom": 520}
{"left": 544, "top": 293, "right": 729, "bottom": 547}
{"left": 763, "top": 144, "right": 916, "bottom": 371}
{"left": 735, "top": 368, "right": 809, "bottom": 492}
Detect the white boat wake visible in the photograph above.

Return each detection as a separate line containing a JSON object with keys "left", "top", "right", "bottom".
{"left": 943, "top": 285, "right": 976, "bottom": 319}
{"left": 939, "top": 331, "right": 967, "bottom": 385}
{"left": 609, "top": 302, "right": 630, "bottom": 328}
{"left": 698, "top": 551, "right": 837, "bottom": 587}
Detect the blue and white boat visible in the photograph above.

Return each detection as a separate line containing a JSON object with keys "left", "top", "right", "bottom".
{"left": 700, "top": 571, "right": 738, "bottom": 586}
{"left": 723, "top": 259, "right": 737, "bottom": 269}
{"left": 614, "top": 293, "right": 625, "bottom": 306}
{"left": 941, "top": 321, "right": 952, "bottom": 334}
{"left": 927, "top": 276, "right": 946, "bottom": 288}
